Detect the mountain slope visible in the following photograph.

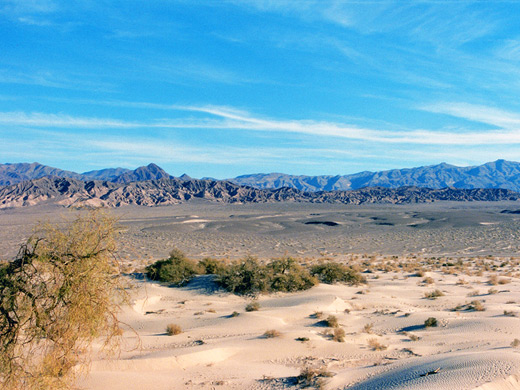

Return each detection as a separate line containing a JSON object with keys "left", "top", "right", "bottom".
{"left": 82, "top": 167, "right": 131, "bottom": 181}
{"left": 1, "top": 176, "right": 518, "bottom": 209}
{"left": 0, "top": 162, "right": 84, "bottom": 186}
{"left": 230, "top": 160, "right": 520, "bottom": 192}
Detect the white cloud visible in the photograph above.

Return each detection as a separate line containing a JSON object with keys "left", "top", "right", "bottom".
{"left": 420, "top": 102, "right": 520, "bottom": 129}
{"left": 5, "top": 104, "right": 520, "bottom": 147}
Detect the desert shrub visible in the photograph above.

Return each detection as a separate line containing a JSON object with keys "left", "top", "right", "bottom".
{"left": 0, "top": 211, "right": 125, "bottom": 390}
{"left": 512, "top": 339, "right": 520, "bottom": 348}
{"left": 424, "top": 317, "right": 438, "bottom": 327}
{"left": 469, "top": 300, "right": 486, "bottom": 311}
{"left": 362, "top": 323, "right": 374, "bottom": 334}
{"left": 230, "top": 311, "right": 240, "bottom": 317}
{"left": 263, "top": 329, "right": 281, "bottom": 338}
{"left": 310, "top": 262, "right": 366, "bottom": 285}
{"left": 146, "top": 249, "right": 200, "bottom": 286}
{"left": 368, "top": 338, "right": 387, "bottom": 351}
{"left": 296, "top": 337, "right": 310, "bottom": 342}
{"left": 166, "top": 323, "right": 182, "bottom": 335}
{"left": 325, "top": 315, "right": 339, "bottom": 328}
{"left": 333, "top": 328, "right": 345, "bottom": 342}
{"left": 424, "top": 289, "right": 444, "bottom": 299}
{"left": 266, "top": 257, "right": 317, "bottom": 292}
{"left": 488, "top": 288, "right": 498, "bottom": 295}
{"left": 216, "top": 257, "right": 270, "bottom": 295}
{"left": 198, "top": 257, "right": 226, "bottom": 275}
{"left": 296, "top": 366, "right": 333, "bottom": 389}
{"left": 311, "top": 311, "right": 323, "bottom": 319}
{"left": 408, "top": 333, "right": 421, "bottom": 341}
{"left": 217, "top": 256, "right": 317, "bottom": 295}
{"left": 245, "top": 301, "right": 260, "bottom": 312}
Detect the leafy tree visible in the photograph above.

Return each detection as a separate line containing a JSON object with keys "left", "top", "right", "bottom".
{"left": 0, "top": 211, "right": 125, "bottom": 390}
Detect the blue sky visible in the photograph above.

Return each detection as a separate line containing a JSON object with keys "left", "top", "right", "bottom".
{"left": 2, "top": 0, "right": 520, "bottom": 178}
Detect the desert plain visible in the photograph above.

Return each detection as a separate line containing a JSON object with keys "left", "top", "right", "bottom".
{"left": 1, "top": 201, "right": 520, "bottom": 389}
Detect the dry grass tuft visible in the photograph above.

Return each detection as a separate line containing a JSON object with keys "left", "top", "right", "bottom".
{"left": 166, "top": 323, "right": 182, "bottom": 336}
{"left": 263, "top": 329, "right": 281, "bottom": 338}
{"left": 368, "top": 338, "right": 387, "bottom": 351}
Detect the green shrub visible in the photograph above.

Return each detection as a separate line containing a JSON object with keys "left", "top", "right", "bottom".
{"left": 216, "top": 256, "right": 270, "bottom": 295}
{"left": 310, "top": 262, "right": 366, "bottom": 285}
{"left": 266, "top": 257, "right": 317, "bottom": 292}
{"left": 198, "top": 257, "right": 226, "bottom": 275}
{"left": 424, "top": 317, "right": 438, "bottom": 328}
{"left": 217, "top": 256, "right": 317, "bottom": 295}
{"left": 146, "top": 249, "right": 200, "bottom": 286}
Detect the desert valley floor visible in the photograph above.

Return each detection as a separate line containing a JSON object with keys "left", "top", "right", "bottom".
{"left": 1, "top": 201, "right": 520, "bottom": 389}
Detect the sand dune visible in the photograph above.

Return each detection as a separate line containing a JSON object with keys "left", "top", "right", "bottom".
{"left": 80, "top": 267, "right": 520, "bottom": 389}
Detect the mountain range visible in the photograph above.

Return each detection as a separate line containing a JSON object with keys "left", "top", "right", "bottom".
{"left": 1, "top": 160, "right": 520, "bottom": 208}
{"left": 3, "top": 160, "right": 520, "bottom": 191}
{"left": 229, "top": 160, "right": 520, "bottom": 192}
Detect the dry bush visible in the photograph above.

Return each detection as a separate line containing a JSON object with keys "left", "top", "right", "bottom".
{"left": 423, "top": 277, "right": 434, "bottom": 284}
{"left": 296, "top": 366, "right": 333, "bottom": 389}
{"left": 333, "top": 328, "right": 345, "bottom": 342}
{"left": 0, "top": 211, "right": 126, "bottom": 390}
{"left": 325, "top": 315, "right": 339, "bottom": 328}
{"left": 498, "top": 278, "right": 511, "bottom": 285}
{"left": 469, "top": 300, "right": 486, "bottom": 311}
{"left": 362, "top": 323, "right": 374, "bottom": 334}
{"left": 368, "top": 338, "right": 387, "bottom": 351}
{"left": 311, "top": 311, "right": 323, "bottom": 319}
{"left": 263, "top": 329, "right": 281, "bottom": 338}
{"left": 166, "top": 323, "right": 182, "bottom": 335}
{"left": 512, "top": 339, "right": 520, "bottom": 348}
{"left": 424, "top": 289, "right": 444, "bottom": 299}
{"left": 488, "top": 288, "right": 498, "bottom": 295}
{"left": 488, "top": 275, "right": 499, "bottom": 285}
{"left": 245, "top": 301, "right": 260, "bottom": 312}
{"left": 408, "top": 333, "right": 421, "bottom": 341}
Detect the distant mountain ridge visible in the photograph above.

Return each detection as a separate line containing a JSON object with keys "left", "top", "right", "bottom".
{"left": 1, "top": 176, "right": 518, "bottom": 209}
{"left": 229, "top": 160, "right": 520, "bottom": 192}
{"left": 2, "top": 160, "right": 520, "bottom": 195}
{"left": 0, "top": 162, "right": 170, "bottom": 186}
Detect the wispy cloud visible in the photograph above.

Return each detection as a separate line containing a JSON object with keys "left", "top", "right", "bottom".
{"left": 420, "top": 102, "right": 520, "bottom": 129}
{"left": 4, "top": 104, "right": 520, "bottom": 147}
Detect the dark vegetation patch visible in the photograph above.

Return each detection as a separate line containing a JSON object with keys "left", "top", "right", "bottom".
{"left": 304, "top": 221, "right": 339, "bottom": 226}
{"left": 501, "top": 209, "right": 520, "bottom": 214}
{"left": 146, "top": 251, "right": 365, "bottom": 296}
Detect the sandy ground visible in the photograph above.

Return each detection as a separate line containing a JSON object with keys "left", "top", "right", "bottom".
{"left": 2, "top": 202, "right": 520, "bottom": 389}
{"left": 78, "top": 265, "right": 520, "bottom": 390}
{"left": 2, "top": 201, "right": 520, "bottom": 262}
